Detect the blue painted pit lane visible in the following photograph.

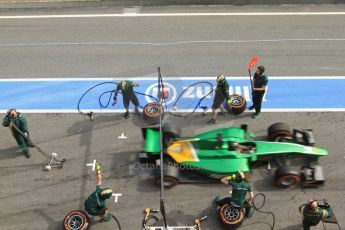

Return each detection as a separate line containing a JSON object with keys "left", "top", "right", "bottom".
{"left": 1, "top": 77, "right": 345, "bottom": 112}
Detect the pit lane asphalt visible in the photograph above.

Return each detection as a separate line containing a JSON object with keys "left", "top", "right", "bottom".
{"left": 1, "top": 5, "right": 345, "bottom": 230}
{"left": 0, "top": 112, "right": 344, "bottom": 230}
{"left": 1, "top": 4, "right": 345, "bottom": 79}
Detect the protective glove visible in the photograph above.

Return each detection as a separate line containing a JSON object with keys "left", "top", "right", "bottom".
{"left": 246, "top": 197, "right": 253, "bottom": 204}
{"left": 226, "top": 98, "right": 233, "bottom": 109}
{"left": 96, "top": 162, "right": 102, "bottom": 175}
{"left": 226, "top": 174, "right": 236, "bottom": 181}
{"left": 24, "top": 132, "right": 29, "bottom": 138}
{"left": 96, "top": 162, "right": 101, "bottom": 170}
{"left": 112, "top": 98, "right": 117, "bottom": 106}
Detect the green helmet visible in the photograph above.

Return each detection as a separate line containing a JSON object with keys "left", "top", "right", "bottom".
{"left": 217, "top": 74, "right": 226, "bottom": 85}
{"left": 235, "top": 170, "right": 245, "bottom": 181}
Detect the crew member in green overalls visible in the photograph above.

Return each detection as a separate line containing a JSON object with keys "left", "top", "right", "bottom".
{"left": 113, "top": 80, "right": 140, "bottom": 119}
{"left": 215, "top": 170, "right": 254, "bottom": 217}
{"left": 299, "top": 200, "right": 332, "bottom": 230}
{"left": 248, "top": 66, "right": 268, "bottom": 119}
{"left": 2, "top": 109, "right": 31, "bottom": 158}
{"left": 208, "top": 74, "right": 231, "bottom": 124}
{"left": 84, "top": 162, "right": 113, "bottom": 222}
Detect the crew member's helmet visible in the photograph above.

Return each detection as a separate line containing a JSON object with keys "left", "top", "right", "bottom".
{"left": 101, "top": 188, "right": 113, "bottom": 199}
{"left": 217, "top": 74, "right": 226, "bottom": 85}
{"left": 235, "top": 170, "right": 245, "bottom": 181}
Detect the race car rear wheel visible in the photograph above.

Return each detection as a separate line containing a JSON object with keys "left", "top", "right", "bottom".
{"left": 225, "top": 94, "right": 247, "bottom": 115}
{"left": 154, "top": 163, "right": 180, "bottom": 189}
{"left": 143, "top": 102, "right": 164, "bottom": 125}
{"left": 268, "top": 122, "right": 292, "bottom": 141}
{"left": 275, "top": 166, "right": 301, "bottom": 188}
{"left": 217, "top": 204, "right": 244, "bottom": 229}
{"left": 63, "top": 210, "right": 89, "bottom": 230}
{"left": 155, "top": 176, "right": 179, "bottom": 189}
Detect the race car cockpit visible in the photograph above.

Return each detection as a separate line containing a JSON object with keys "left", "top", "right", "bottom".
{"left": 228, "top": 141, "right": 256, "bottom": 154}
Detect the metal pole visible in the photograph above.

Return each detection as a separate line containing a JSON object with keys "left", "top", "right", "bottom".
{"left": 157, "top": 67, "right": 167, "bottom": 229}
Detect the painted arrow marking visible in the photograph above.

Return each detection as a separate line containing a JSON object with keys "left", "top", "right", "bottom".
{"left": 118, "top": 133, "right": 127, "bottom": 139}
{"left": 112, "top": 193, "right": 122, "bottom": 202}
{"left": 86, "top": 159, "right": 96, "bottom": 171}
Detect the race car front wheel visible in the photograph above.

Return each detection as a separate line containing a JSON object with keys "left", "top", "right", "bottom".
{"left": 218, "top": 204, "right": 244, "bottom": 229}
{"left": 275, "top": 166, "right": 301, "bottom": 188}
{"left": 267, "top": 122, "right": 292, "bottom": 141}
{"left": 143, "top": 102, "right": 164, "bottom": 125}
{"left": 63, "top": 210, "right": 89, "bottom": 230}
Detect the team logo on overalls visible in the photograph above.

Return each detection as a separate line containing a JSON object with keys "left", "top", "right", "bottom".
{"left": 145, "top": 82, "right": 177, "bottom": 105}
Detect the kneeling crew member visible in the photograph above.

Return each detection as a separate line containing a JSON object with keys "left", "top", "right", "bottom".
{"left": 2, "top": 109, "right": 31, "bottom": 158}
{"left": 216, "top": 170, "right": 254, "bottom": 217}
{"left": 299, "top": 199, "right": 332, "bottom": 230}
{"left": 84, "top": 162, "right": 113, "bottom": 222}
{"left": 113, "top": 80, "right": 140, "bottom": 119}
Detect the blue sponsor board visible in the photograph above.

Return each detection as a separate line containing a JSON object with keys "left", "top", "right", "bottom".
{"left": 0, "top": 77, "right": 345, "bottom": 112}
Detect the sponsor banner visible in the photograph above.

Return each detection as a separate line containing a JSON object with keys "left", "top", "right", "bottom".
{"left": 0, "top": 77, "right": 345, "bottom": 112}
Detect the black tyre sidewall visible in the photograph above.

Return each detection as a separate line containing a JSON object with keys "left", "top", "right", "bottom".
{"left": 143, "top": 103, "right": 164, "bottom": 125}
{"left": 217, "top": 204, "right": 244, "bottom": 229}
{"left": 224, "top": 95, "right": 247, "bottom": 115}
{"left": 267, "top": 123, "right": 291, "bottom": 141}
{"left": 63, "top": 210, "right": 89, "bottom": 230}
{"left": 275, "top": 166, "right": 301, "bottom": 188}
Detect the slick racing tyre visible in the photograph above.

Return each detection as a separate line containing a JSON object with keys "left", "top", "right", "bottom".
{"left": 154, "top": 163, "right": 180, "bottom": 189}
{"left": 224, "top": 94, "right": 247, "bottom": 115}
{"left": 275, "top": 166, "right": 302, "bottom": 188}
{"left": 267, "top": 122, "right": 292, "bottom": 141}
{"left": 143, "top": 102, "right": 164, "bottom": 125}
{"left": 217, "top": 204, "right": 244, "bottom": 229}
{"left": 63, "top": 210, "right": 89, "bottom": 230}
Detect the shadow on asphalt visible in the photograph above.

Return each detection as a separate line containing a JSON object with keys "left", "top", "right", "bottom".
{"left": 0, "top": 146, "right": 23, "bottom": 160}
{"left": 35, "top": 209, "right": 63, "bottom": 230}
{"left": 278, "top": 224, "right": 303, "bottom": 230}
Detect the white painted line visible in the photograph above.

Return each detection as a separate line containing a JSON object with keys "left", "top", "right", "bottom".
{"left": 112, "top": 193, "right": 122, "bottom": 203}
{"left": 123, "top": 7, "right": 140, "bottom": 15}
{"left": 1, "top": 76, "right": 345, "bottom": 82}
{"left": 86, "top": 159, "right": 96, "bottom": 171}
{"left": 118, "top": 133, "right": 127, "bottom": 139}
{"left": 1, "top": 38, "right": 345, "bottom": 48}
{"left": 2, "top": 12, "right": 345, "bottom": 19}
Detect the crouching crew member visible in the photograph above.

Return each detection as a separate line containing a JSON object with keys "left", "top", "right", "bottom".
{"left": 216, "top": 170, "right": 254, "bottom": 217}
{"left": 2, "top": 109, "right": 31, "bottom": 158}
{"left": 248, "top": 66, "right": 268, "bottom": 119}
{"left": 113, "top": 80, "right": 140, "bottom": 119}
{"left": 84, "top": 162, "right": 113, "bottom": 222}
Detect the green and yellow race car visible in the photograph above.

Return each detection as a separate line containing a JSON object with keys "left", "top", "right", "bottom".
{"left": 139, "top": 122, "right": 328, "bottom": 189}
